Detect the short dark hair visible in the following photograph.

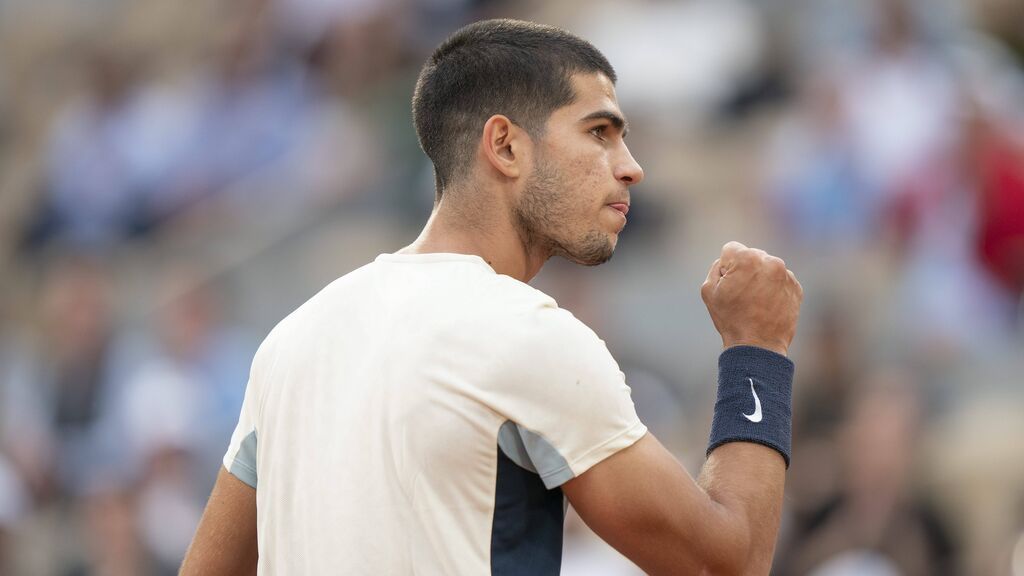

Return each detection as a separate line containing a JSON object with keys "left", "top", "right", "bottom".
{"left": 412, "top": 19, "right": 616, "bottom": 197}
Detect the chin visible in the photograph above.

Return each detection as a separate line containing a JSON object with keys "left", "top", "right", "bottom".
{"left": 563, "top": 233, "right": 615, "bottom": 266}
{"left": 573, "top": 251, "right": 614, "bottom": 267}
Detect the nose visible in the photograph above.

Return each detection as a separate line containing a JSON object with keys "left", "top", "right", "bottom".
{"left": 614, "top": 144, "right": 644, "bottom": 186}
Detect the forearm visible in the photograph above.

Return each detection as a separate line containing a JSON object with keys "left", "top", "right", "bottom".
{"left": 697, "top": 442, "right": 786, "bottom": 575}
{"left": 180, "top": 467, "right": 258, "bottom": 576}
{"left": 694, "top": 345, "right": 793, "bottom": 574}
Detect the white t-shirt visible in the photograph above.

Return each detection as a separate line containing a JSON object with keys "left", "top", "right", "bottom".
{"left": 224, "top": 252, "right": 647, "bottom": 575}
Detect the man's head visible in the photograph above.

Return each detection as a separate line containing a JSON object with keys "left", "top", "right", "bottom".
{"left": 413, "top": 19, "right": 643, "bottom": 266}
{"left": 413, "top": 19, "right": 615, "bottom": 194}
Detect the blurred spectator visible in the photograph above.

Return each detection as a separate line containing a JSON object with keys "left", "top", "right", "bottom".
{"left": 264, "top": 15, "right": 386, "bottom": 208}
{"left": 0, "top": 254, "right": 141, "bottom": 575}
{"left": 23, "top": 0, "right": 378, "bottom": 255}
{"left": 763, "top": 73, "right": 869, "bottom": 247}
{"left": 1, "top": 256, "right": 126, "bottom": 499}
{"left": 0, "top": 454, "right": 28, "bottom": 574}
{"left": 141, "top": 0, "right": 386, "bottom": 226}
{"left": 836, "top": 0, "right": 961, "bottom": 251}
{"left": 968, "top": 0, "right": 1024, "bottom": 68}
{"left": 145, "top": 0, "right": 309, "bottom": 219}
{"left": 569, "top": 0, "right": 765, "bottom": 127}
{"left": 766, "top": 0, "right": 1020, "bottom": 350}
{"left": 785, "top": 307, "right": 864, "bottom": 525}
{"left": 774, "top": 370, "right": 958, "bottom": 575}
{"left": 768, "top": 0, "right": 962, "bottom": 250}
{"left": 22, "top": 48, "right": 153, "bottom": 251}
{"left": 113, "top": 264, "right": 253, "bottom": 573}
{"left": 967, "top": 99, "right": 1024, "bottom": 302}
{"left": 927, "top": 389, "right": 1024, "bottom": 574}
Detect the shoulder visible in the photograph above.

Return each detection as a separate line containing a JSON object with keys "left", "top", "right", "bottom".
{"left": 482, "top": 279, "right": 618, "bottom": 377}
{"left": 475, "top": 275, "right": 586, "bottom": 337}
{"left": 497, "top": 278, "right": 601, "bottom": 343}
{"left": 486, "top": 273, "right": 559, "bottom": 315}
{"left": 260, "top": 260, "right": 379, "bottom": 341}
{"left": 247, "top": 266, "right": 360, "bottom": 371}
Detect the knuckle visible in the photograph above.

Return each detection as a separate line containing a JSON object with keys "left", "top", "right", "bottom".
{"left": 761, "top": 255, "right": 785, "bottom": 274}
{"left": 700, "top": 285, "right": 712, "bottom": 302}
{"left": 721, "top": 241, "right": 747, "bottom": 256}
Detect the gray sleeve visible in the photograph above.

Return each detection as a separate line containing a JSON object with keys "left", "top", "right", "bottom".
{"left": 497, "top": 421, "right": 574, "bottom": 489}
{"left": 227, "top": 430, "right": 258, "bottom": 488}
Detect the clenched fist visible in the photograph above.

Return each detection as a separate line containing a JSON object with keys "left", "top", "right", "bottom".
{"left": 701, "top": 241, "right": 803, "bottom": 356}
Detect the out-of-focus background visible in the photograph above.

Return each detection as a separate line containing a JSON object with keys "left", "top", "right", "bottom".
{"left": 0, "top": 0, "right": 1022, "bottom": 574}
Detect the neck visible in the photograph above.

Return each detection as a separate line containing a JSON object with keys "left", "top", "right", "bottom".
{"left": 398, "top": 192, "right": 548, "bottom": 283}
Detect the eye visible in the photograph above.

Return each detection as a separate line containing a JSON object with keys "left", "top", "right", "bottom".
{"left": 589, "top": 125, "right": 607, "bottom": 140}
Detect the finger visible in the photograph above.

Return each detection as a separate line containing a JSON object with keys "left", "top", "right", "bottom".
{"left": 702, "top": 258, "right": 721, "bottom": 303}
{"left": 719, "top": 241, "right": 748, "bottom": 273}
{"left": 788, "top": 270, "right": 804, "bottom": 298}
{"left": 721, "top": 241, "right": 747, "bottom": 259}
{"left": 704, "top": 258, "right": 722, "bottom": 285}
{"left": 764, "top": 255, "right": 786, "bottom": 277}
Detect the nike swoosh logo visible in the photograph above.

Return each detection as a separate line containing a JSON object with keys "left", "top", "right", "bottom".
{"left": 742, "top": 378, "right": 762, "bottom": 423}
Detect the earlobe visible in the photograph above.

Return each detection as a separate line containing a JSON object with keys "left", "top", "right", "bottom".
{"left": 481, "top": 115, "right": 522, "bottom": 179}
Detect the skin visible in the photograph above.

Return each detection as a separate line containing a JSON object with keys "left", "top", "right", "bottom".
{"left": 181, "top": 71, "right": 803, "bottom": 576}
{"left": 399, "top": 72, "right": 641, "bottom": 281}
{"left": 180, "top": 468, "right": 258, "bottom": 576}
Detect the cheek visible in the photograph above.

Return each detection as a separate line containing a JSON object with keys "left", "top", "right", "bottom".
{"left": 539, "top": 144, "right": 612, "bottom": 221}
{"left": 566, "top": 151, "right": 610, "bottom": 191}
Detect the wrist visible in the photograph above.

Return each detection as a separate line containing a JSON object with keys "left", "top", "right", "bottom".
{"left": 707, "top": 346, "right": 795, "bottom": 467}
{"left": 721, "top": 337, "right": 788, "bottom": 357}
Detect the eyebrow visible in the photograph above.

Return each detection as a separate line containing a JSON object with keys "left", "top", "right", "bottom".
{"left": 580, "top": 110, "right": 629, "bottom": 138}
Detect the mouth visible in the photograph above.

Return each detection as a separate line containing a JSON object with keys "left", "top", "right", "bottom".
{"left": 606, "top": 202, "right": 630, "bottom": 216}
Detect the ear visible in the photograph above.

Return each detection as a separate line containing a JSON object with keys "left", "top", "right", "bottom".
{"left": 480, "top": 115, "right": 528, "bottom": 179}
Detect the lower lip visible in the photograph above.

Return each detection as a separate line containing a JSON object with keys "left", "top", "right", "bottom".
{"left": 605, "top": 204, "right": 628, "bottom": 227}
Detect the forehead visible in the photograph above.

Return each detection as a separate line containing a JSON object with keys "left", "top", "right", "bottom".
{"left": 551, "top": 72, "right": 622, "bottom": 122}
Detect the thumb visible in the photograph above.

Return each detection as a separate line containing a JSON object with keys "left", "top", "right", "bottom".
{"left": 704, "top": 258, "right": 723, "bottom": 286}
{"left": 718, "top": 241, "right": 747, "bottom": 276}
{"left": 702, "top": 258, "right": 722, "bottom": 303}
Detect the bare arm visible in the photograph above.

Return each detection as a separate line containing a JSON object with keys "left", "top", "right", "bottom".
{"left": 697, "top": 442, "right": 786, "bottom": 573}
{"left": 563, "top": 433, "right": 784, "bottom": 575}
{"left": 564, "top": 242, "right": 800, "bottom": 575}
{"left": 180, "top": 467, "right": 258, "bottom": 576}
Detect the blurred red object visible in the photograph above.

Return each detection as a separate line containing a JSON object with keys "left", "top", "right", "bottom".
{"left": 976, "top": 128, "right": 1024, "bottom": 295}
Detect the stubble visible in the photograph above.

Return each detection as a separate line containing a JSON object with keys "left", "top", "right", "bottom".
{"left": 514, "top": 157, "right": 614, "bottom": 267}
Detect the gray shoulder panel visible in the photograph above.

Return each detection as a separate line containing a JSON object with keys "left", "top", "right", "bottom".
{"left": 497, "top": 421, "right": 574, "bottom": 489}
{"left": 228, "top": 430, "right": 258, "bottom": 488}
{"left": 497, "top": 421, "right": 536, "bottom": 473}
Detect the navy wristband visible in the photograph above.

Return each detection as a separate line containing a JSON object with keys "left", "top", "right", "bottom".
{"left": 707, "top": 346, "right": 794, "bottom": 467}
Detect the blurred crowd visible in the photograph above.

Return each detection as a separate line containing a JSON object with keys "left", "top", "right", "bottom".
{"left": 0, "top": 0, "right": 1022, "bottom": 574}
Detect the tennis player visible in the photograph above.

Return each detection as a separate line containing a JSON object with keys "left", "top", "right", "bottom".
{"left": 181, "top": 19, "right": 802, "bottom": 575}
